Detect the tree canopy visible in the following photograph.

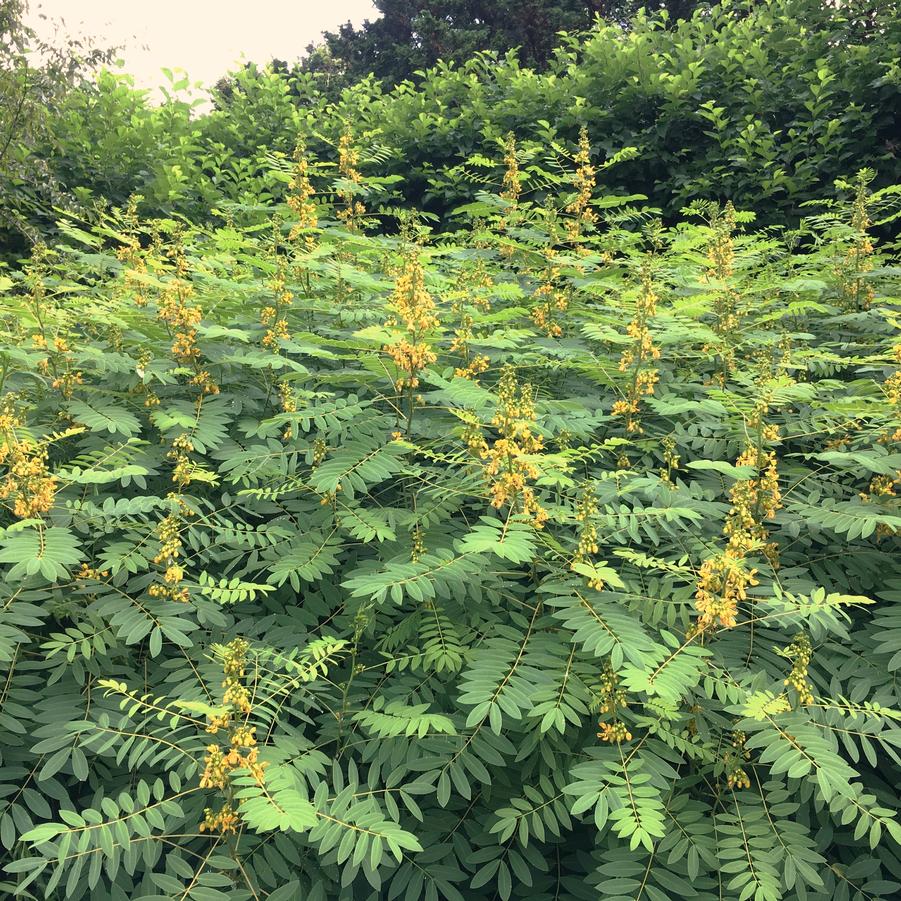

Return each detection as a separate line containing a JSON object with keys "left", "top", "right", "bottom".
{"left": 296, "top": 0, "right": 706, "bottom": 88}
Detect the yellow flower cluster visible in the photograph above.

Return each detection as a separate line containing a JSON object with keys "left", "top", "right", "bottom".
{"left": 278, "top": 380, "right": 298, "bottom": 440}
{"left": 724, "top": 444, "right": 782, "bottom": 561}
{"left": 596, "top": 663, "right": 631, "bottom": 743}
{"left": 598, "top": 721, "right": 632, "bottom": 743}
{"left": 500, "top": 132, "right": 521, "bottom": 206}
{"left": 223, "top": 676, "right": 252, "bottom": 715}
{"left": 863, "top": 342, "right": 900, "bottom": 519}
{"left": 475, "top": 365, "right": 548, "bottom": 528}
{"left": 531, "top": 251, "right": 568, "bottom": 338}
{"left": 34, "top": 335, "right": 84, "bottom": 399}
{"left": 222, "top": 637, "right": 253, "bottom": 713}
{"left": 223, "top": 638, "right": 249, "bottom": 674}
{"left": 24, "top": 243, "right": 89, "bottom": 398}
{"left": 596, "top": 662, "right": 627, "bottom": 716}
{"left": 707, "top": 202, "right": 736, "bottom": 281}
{"left": 133, "top": 350, "right": 160, "bottom": 407}
{"left": 693, "top": 402, "right": 782, "bottom": 633}
{"left": 572, "top": 485, "right": 603, "bottom": 588}
{"left": 262, "top": 249, "right": 293, "bottom": 350}
{"left": 725, "top": 730, "right": 752, "bottom": 790}
{"left": 783, "top": 633, "right": 814, "bottom": 707}
{"left": 199, "top": 638, "right": 267, "bottom": 816}
{"left": 24, "top": 242, "right": 52, "bottom": 330}
{"left": 386, "top": 338, "right": 436, "bottom": 392}
{"left": 450, "top": 258, "right": 493, "bottom": 375}
{"left": 312, "top": 436, "right": 327, "bottom": 467}
{"left": 497, "top": 133, "right": 521, "bottom": 256}
{"left": 693, "top": 552, "right": 757, "bottom": 632}
{"left": 199, "top": 735, "right": 265, "bottom": 791}
{"left": 879, "top": 341, "right": 901, "bottom": 450}
{"left": 862, "top": 473, "right": 899, "bottom": 499}
{"left": 384, "top": 251, "right": 438, "bottom": 390}
{"left": 158, "top": 247, "right": 202, "bottom": 365}
{"left": 260, "top": 307, "right": 290, "bottom": 349}
{"left": 659, "top": 434, "right": 681, "bottom": 486}
{"left": 116, "top": 196, "right": 150, "bottom": 307}
{"left": 189, "top": 369, "right": 219, "bottom": 396}
{"left": 338, "top": 130, "right": 362, "bottom": 184}
{"left": 0, "top": 441, "right": 57, "bottom": 519}
{"left": 565, "top": 126, "right": 597, "bottom": 246}
{"left": 199, "top": 803, "right": 240, "bottom": 835}
{"left": 388, "top": 251, "right": 439, "bottom": 334}
{"left": 455, "top": 355, "right": 490, "bottom": 381}
{"left": 167, "top": 433, "right": 196, "bottom": 489}
{"left": 411, "top": 522, "right": 425, "bottom": 563}
{"left": 887, "top": 369, "right": 901, "bottom": 412}
{"left": 336, "top": 130, "right": 366, "bottom": 231}
{"left": 287, "top": 138, "right": 317, "bottom": 249}
{"left": 835, "top": 172, "right": 875, "bottom": 311}
{"left": 0, "top": 396, "right": 20, "bottom": 434}
{"left": 704, "top": 202, "right": 740, "bottom": 383}
{"left": 612, "top": 264, "right": 660, "bottom": 432}
{"left": 199, "top": 743, "right": 230, "bottom": 790}
{"left": 77, "top": 562, "right": 109, "bottom": 581}
{"left": 0, "top": 398, "right": 58, "bottom": 519}
{"left": 149, "top": 498, "right": 191, "bottom": 602}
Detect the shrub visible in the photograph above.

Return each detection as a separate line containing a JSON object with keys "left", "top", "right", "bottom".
{"left": 8, "top": 0, "right": 900, "bottom": 254}
{"left": 0, "top": 133, "right": 900, "bottom": 899}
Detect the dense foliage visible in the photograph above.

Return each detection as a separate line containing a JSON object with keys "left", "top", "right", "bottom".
{"left": 0, "top": 0, "right": 110, "bottom": 250}
{"left": 3, "top": 0, "right": 899, "bottom": 255}
{"left": 1, "top": 116, "right": 901, "bottom": 901}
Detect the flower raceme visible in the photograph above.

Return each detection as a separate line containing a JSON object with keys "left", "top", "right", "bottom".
{"left": 288, "top": 138, "right": 317, "bottom": 249}
{"left": 725, "top": 730, "right": 752, "bottom": 790}
{"left": 497, "top": 132, "right": 521, "bottom": 256}
{"left": 451, "top": 258, "right": 493, "bottom": 379}
{"left": 595, "top": 663, "right": 631, "bottom": 744}
{"left": 572, "top": 484, "right": 604, "bottom": 589}
{"left": 834, "top": 169, "right": 876, "bottom": 312}
{"left": 611, "top": 263, "right": 661, "bottom": 433}
{"left": 199, "top": 639, "right": 267, "bottom": 835}
{"left": 0, "top": 397, "right": 57, "bottom": 519}
{"left": 0, "top": 440, "right": 57, "bottom": 519}
{"left": 25, "top": 247, "right": 84, "bottom": 399}
{"left": 476, "top": 365, "right": 548, "bottom": 529}
{"left": 34, "top": 334, "right": 83, "bottom": 399}
{"left": 262, "top": 234, "right": 293, "bottom": 351}
{"left": 116, "top": 196, "right": 150, "bottom": 307}
{"left": 149, "top": 496, "right": 193, "bottom": 603}
{"left": 158, "top": 255, "right": 202, "bottom": 365}
{"left": 531, "top": 250, "right": 569, "bottom": 338}
{"left": 783, "top": 632, "right": 815, "bottom": 707}
{"left": 336, "top": 129, "right": 366, "bottom": 232}
{"left": 693, "top": 551, "right": 757, "bottom": 632}
{"left": 384, "top": 250, "right": 438, "bottom": 391}
{"left": 725, "top": 443, "right": 782, "bottom": 560}
{"left": 565, "top": 126, "right": 598, "bottom": 247}
{"left": 692, "top": 401, "right": 783, "bottom": 633}
{"left": 702, "top": 202, "right": 742, "bottom": 383}
{"left": 388, "top": 251, "right": 438, "bottom": 335}
{"left": 500, "top": 132, "right": 521, "bottom": 207}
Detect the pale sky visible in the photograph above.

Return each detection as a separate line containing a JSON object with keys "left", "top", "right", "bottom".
{"left": 26, "top": 1, "right": 379, "bottom": 95}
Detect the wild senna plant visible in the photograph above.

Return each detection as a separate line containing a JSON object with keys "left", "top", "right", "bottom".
{"left": 0, "top": 128, "right": 900, "bottom": 901}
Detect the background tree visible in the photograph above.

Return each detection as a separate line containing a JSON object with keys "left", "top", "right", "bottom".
{"left": 0, "top": 0, "right": 111, "bottom": 254}
{"left": 307, "top": 0, "right": 707, "bottom": 86}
